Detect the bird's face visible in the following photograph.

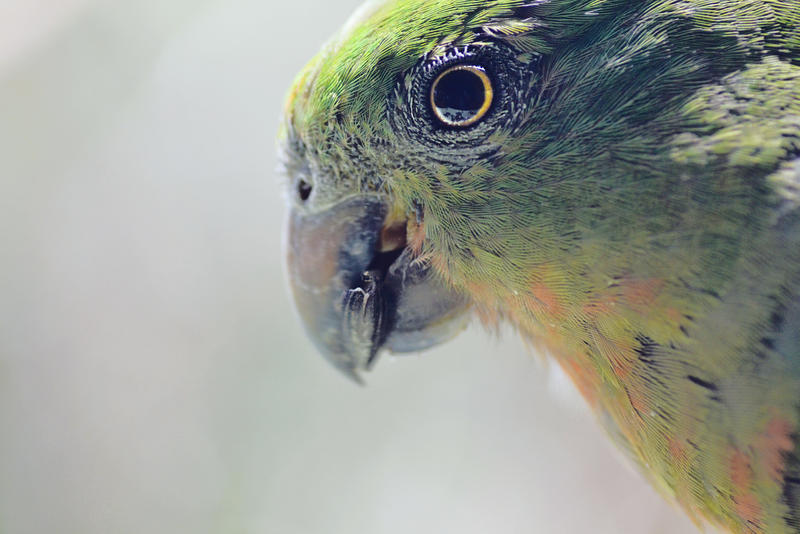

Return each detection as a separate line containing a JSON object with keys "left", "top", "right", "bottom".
{"left": 278, "top": 0, "right": 623, "bottom": 380}
{"left": 278, "top": 0, "right": 738, "bottom": 379}
{"left": 278, "top": 0, "right": 539, "bottom": 380}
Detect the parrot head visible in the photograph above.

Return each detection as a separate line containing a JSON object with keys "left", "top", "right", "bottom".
{"left": 280, "top": 0, "right": 570, "bottom": 380}
{"left": 280, "top": 0, "right": 530, "bottom": 380}
{"left": 279, "top": 0, "right": 783, "bottom": 379}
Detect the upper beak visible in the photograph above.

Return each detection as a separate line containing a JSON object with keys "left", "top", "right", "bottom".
{"left": 286, "top": 194, "right": 470, "bottom": 382}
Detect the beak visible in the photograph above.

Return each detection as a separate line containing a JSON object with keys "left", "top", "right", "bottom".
{"left": 286, "top": 194, "right": 470, "bottom": 382}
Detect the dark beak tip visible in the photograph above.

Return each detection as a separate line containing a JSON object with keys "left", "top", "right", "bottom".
{"left": 332, "top": 361, "right": 366, "bottom": 386}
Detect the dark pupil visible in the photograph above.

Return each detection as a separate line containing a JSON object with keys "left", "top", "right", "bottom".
{"left": 433, "top": 69, "right": 485, "bottom": 123}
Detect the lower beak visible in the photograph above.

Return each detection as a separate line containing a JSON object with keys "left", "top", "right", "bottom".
{"left": 286, "top": 194, "right": 470, "bottom": 382}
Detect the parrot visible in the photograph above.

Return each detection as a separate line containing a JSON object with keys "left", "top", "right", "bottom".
{"left": 278, "top": 0, "right": 800, "bottom": 531}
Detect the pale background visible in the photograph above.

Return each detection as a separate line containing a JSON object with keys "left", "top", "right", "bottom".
{"left": 0, "top": 1, "right": 702, "bottom": 533}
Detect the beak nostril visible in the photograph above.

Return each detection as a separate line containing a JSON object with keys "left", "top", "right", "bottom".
{"left": 297, "top": 179, "right": 312, "bottom": 201}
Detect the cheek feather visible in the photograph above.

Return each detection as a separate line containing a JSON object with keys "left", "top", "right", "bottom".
{"left": 589, "top": 327, "right": 638, "bottom": 380}
{"left": 528, "top": 282, "right": 565, "bottom": 318}
{"left": 729, "top": 447, "right": 763, "bottom": 526}
{"left": 724, "top": 413, "right": 797, "bottom": 530}
{"left": 406, "top": 218, "right": 426, "bottom": 256}
{"left": 622, "top": 277, "right": 665, "bottom": 310}
{"left": 756, "top": 413, "right": 795, "bottom": 482}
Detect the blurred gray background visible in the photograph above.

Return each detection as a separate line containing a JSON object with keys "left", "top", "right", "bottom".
{"left": 0, "top": 1, "right": 702, "bottom": 533}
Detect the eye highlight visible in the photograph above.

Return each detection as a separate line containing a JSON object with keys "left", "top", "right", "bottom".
{"left": 429, "top": 65, "right": 493, "bottom": 128}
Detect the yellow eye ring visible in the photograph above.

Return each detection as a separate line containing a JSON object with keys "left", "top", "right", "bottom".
{"left": 429, "top": 65, "right": 494, "bottom": 128}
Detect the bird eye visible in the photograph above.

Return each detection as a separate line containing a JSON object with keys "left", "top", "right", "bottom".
{"left": 297, "top": 179, "right": 312, "bottom": 202}
{"left": 429, "top": 65, "right": 493, "bottom": 128}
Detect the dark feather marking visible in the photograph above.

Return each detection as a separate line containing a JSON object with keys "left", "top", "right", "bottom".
{"left": 677, "top": 277, "right": 722, "bottom": 300}
{"left": 784, "top": 473, "right": 800, "bottom": 529}
{"left": 634, "top": 333, "right": 659, "bottom": 363}
{"left": 781, "top": 415, "right": 800, "bottom": 530}
{"left": 769, "top": 299, "right": 787, "bottom": 331}
{"left": 687, "top": 374, "right": 719, "bottom": 392}
{"left": 651, "top": 406, "right": 673, "bottom": 423}
{"left": 757, "top": 296, "right": 789, "bottom": 360}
